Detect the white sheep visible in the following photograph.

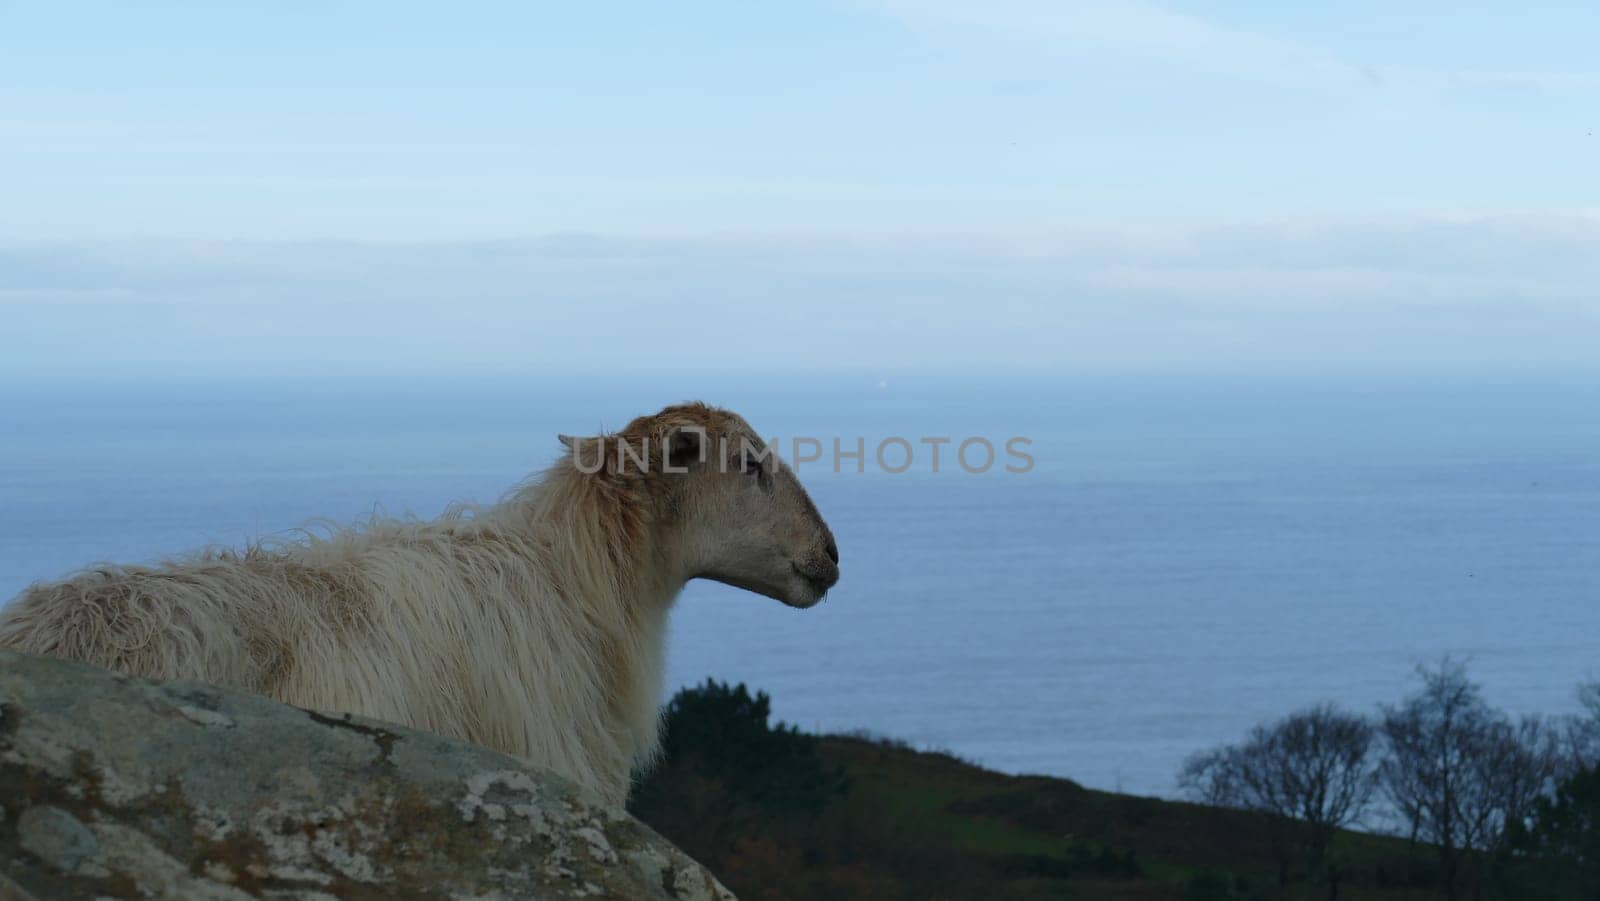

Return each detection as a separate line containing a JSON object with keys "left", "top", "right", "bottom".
{"left": 0, "top": 402, "right": 840, "bottom": 804}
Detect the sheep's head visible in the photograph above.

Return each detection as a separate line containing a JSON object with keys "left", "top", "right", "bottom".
{"left": 558, "top": 402, "right": 839, "bottom": 608}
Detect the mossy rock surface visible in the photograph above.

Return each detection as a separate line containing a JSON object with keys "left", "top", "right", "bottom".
{"left": 0, "top": 651, "right": 732, "bottom": 900}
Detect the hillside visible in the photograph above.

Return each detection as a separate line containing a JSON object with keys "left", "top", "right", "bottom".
{"left": 629, "top": 683, "right": 1580, "bottom": 900}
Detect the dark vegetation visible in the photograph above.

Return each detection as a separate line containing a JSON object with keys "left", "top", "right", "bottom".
{"left": 631, "top": 671, "right": 1599, "bottom": 900}
{"left": 1180, "top": 659, "right": 1599, "bottom": 900}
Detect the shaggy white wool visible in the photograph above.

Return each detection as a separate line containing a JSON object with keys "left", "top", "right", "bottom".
{"left": 0, "top": 454, "right": 675, "bottom": 804}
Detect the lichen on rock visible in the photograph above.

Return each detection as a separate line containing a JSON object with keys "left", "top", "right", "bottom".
{"left": 0, "top": 651, "right": 734, "bottom": 900}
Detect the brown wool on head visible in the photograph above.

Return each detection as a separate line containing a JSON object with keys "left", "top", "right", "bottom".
{"left": 560, "top": 402, "right": 764, "bottom": 484}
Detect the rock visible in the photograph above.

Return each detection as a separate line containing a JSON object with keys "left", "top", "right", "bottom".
{"left": 0, "top": 651, "right": 733, "bottom": 900}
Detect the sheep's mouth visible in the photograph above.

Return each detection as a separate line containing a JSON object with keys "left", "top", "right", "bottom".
{"left": 794, "top": 563, "right": 839, "bottom": 599}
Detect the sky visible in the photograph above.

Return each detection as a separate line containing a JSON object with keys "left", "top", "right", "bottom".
{"left": 2, "top": 1, "right": 1598, "bottom": 375}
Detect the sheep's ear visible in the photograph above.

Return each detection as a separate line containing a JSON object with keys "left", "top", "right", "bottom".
{"left": 559, "top": 434, "right": 607, "bottom": 474}
{"left": 666, "top": 427, "right": 706, "bottom": 471}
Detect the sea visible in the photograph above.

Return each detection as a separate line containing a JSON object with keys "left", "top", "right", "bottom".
{"left": 1, "top": 371, "right": 1596, "bottom": 798}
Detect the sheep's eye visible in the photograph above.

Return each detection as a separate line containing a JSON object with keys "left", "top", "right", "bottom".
{"left": 740, "top": 454, "right": 773, "bottom": 490}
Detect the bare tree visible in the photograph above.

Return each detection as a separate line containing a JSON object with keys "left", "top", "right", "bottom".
{"left": 1180, "top": 746, "right": 1240, "bottom": 808}
{"left": 1180, "top": 702, "right": 1377, "bottom": 889}
{"left": 1481, "top": 716, "right": 1563, "bottom": 851}
{"left": 1563, "top": 681, "right": 1600, "bottom": 769}
{"left": 1582, "top": 682, "right": 1600, "bottom": 719}
{"left": 1378, "top": 659, "right": 1562, "bottom": 900}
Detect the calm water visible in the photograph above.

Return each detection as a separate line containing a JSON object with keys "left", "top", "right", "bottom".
{"left": 2, "top": 373, "right": 1597, "bottom": 797}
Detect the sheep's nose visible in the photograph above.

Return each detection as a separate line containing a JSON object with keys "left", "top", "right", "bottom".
{"left": 824, "top": 535, "right": 839, "bottom": 565}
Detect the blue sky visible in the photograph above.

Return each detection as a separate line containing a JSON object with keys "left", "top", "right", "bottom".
{"left": 3, "top": 0, "right": 1596, "bottom": 238}
{"left": 2, "top": 1, "right": 1597, "bottom": 374}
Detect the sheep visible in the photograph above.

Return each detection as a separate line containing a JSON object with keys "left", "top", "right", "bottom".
{"left": 0, "top": 402, "right": 840, "bottom": 804}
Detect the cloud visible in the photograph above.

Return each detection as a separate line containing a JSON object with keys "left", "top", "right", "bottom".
{"left": 2, "top": 215, "right": 1597, "bottom": 376}
{"left": 863, "top": 0, "right": 1355, "bottom": 83}
{"left": 860, "top": 0, "right": 1600, "bottom": 90}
